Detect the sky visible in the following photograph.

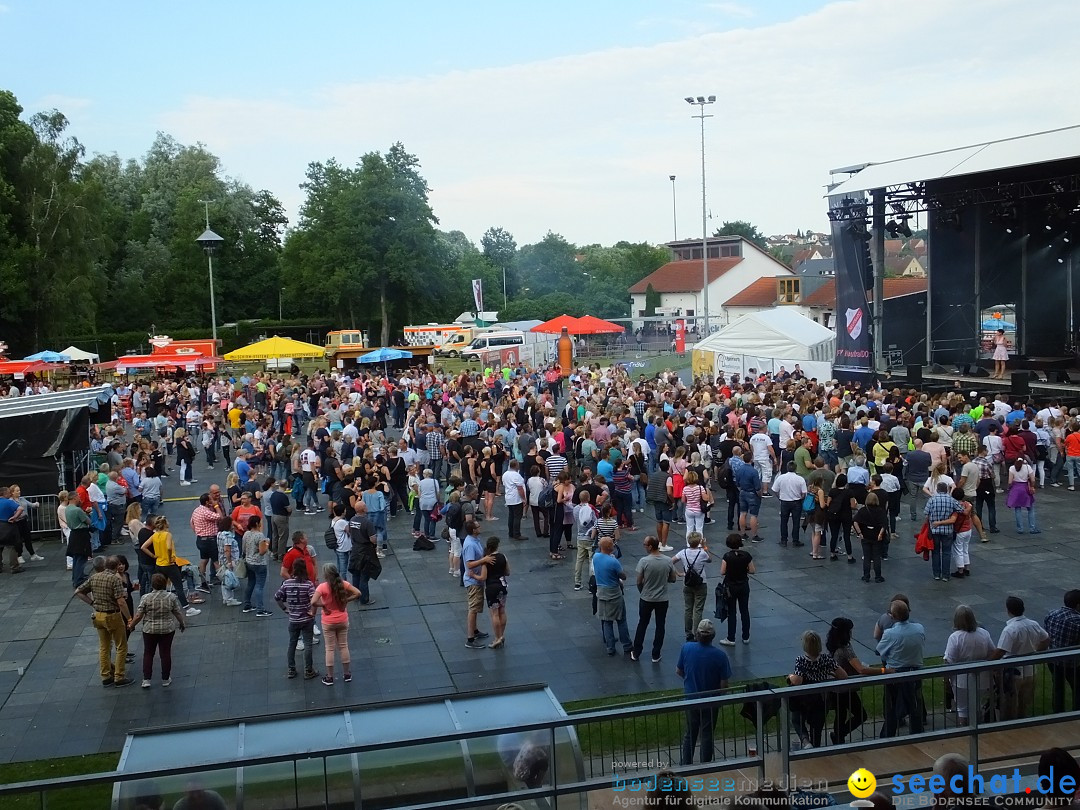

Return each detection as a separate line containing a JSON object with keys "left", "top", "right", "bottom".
{"left": 3, "top": 0, "right": 1080, "bottom": 247}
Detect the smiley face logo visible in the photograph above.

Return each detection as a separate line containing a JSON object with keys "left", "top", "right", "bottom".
{"left": 848, "top": 768, "right": 877, "bottom": 799}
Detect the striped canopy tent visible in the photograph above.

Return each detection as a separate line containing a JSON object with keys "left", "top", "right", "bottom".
{"left": 223, "top": 336, "right": 325, "bottom": 361}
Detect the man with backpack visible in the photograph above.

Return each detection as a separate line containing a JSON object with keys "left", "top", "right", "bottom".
{"left": 645, "top": 459, "right": 675, "bottom": 552}
{"left": 674, "top": 532, "right": 711, "bottom": 641}
{"left": 572, "top": 490, "right": 598, "bottom": 591}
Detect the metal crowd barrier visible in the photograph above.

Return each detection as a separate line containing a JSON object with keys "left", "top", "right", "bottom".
{"left": 1, "top": 649, "right": 1079, "bottom": 808}
{"left": 23, "top": 494, "right": 61, "bottom": 539}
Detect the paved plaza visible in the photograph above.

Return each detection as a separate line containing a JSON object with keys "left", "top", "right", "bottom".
{"left": 0, "top": 468, "right": 1077, "bottom": 763}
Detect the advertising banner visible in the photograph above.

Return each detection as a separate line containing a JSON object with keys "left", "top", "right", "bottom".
{"left": 830, "top": 193, "right": 874, "bottom": 375}
{"left": 471, "top": 279, "right": 484, "bottom": 313}
{"left": 674, "top": 319, "right": 686, "bottom": 354}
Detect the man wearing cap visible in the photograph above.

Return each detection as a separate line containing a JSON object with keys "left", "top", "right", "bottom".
{"left": 676, "top": 618, "right": 731, "bottom": 764}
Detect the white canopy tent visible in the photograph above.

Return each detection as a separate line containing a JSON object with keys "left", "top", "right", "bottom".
{"left": 692, "top": 309, "right": 835, "bottom": 381}
{"left": 60, "top": 345, "right": 100, "bottom": 363}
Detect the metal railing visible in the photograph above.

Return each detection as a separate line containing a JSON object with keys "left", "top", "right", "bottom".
{"left": 2, "top": 649, "right": 1080, "bottom": 809}
{"left": 23, "top": 494, "right": 61, "bottom": 539}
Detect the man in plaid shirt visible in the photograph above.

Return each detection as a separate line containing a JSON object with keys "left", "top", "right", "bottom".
{"left": 952, "top": 423, "right": 979, "bottom": 476}
{"left": 924, "top": 482, "right": 962, "bottom": 581}
{"left": 75, "top": 556, "right": 133, "bottom": 687}
{"left": 1045, "top": 590, "right": 1080, "bottom": 712}
{"left": 426, "top": 424, "right": 447, "bottom": 484}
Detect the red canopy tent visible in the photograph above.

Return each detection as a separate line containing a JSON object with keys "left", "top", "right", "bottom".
{"left": 99, "top": 353, "right": 223, "bottom": 372}
{"left": 573, "top": 315, "right": 625, "bottom": 334}
{"left": 530, "top": 314, "right": 583, "bottom": 334}
{"left": 0, "top": 360, "right": 54, "bottom": 377}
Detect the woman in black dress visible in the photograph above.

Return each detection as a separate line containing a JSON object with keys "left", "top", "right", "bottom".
{"left": 479, "top": 446, "right": 498, "bottom": 521}
{"left": 853, "top": 492, "right": 888, "bottom": 583}
{"left": 825, "top": 473, "right": 857, "bottom": 564}
{"left": 480, "top": 536, "right": 510, "bottom": 649}
{"left": 719, "top": 533, "right": 755, "bottom": 646}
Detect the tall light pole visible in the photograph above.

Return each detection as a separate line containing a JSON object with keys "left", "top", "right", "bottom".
{"left": 196, "top": 200, "right": 223, "bottom": 346}
{"left": 279, "top": 287, "right": 285, "bottom": 321}
{"left": 685, "top": 95, "right": 715, "bottom": 334}
{"left": 669, "top": 175, "right": 677, "bottom": 241}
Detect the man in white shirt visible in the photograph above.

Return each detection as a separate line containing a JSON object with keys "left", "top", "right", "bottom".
{"left": 771, "top": 462, "right": 807, "bottom": 547}
{"left": 1036, "top": 401, "right": 1063, "bottom": 426}
{"left": 996, "top": 595, "right": 1049, "bottom": 720}
{"left": 299, "top": 441, "right": 321, "bottom": 514}
{"left": 502, "top": 460, "right": 527, "bottom": 541}
{"left": 748, "top": 428, "right": 776, "bottom": 497}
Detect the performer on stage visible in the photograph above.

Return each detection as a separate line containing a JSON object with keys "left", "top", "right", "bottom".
{"left": 992, "top": 328, "right": 1009, "bottom": 379}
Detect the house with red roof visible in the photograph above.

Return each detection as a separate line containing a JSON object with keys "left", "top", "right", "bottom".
{"left": 628, "top": 236, "right": 794, "bottom": 330}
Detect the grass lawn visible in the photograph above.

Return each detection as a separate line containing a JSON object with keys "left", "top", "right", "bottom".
{"left": 0, "top": 752, "right": 119, "bottom": 808}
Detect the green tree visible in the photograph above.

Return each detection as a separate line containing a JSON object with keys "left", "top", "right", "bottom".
{"left": 481, "top": 226, "right": 517, "bottom": 307}
{"left": 513, "top": 232, "right": 579, "bottom": 298}
{"left": 714, "top": 219, "right": 767, "bottom": 249}
{"left": 281, "top": 144, "right": 439, "bottom": 346}
{"left": 644, "top": 283, "right": 661, "bottom": 317}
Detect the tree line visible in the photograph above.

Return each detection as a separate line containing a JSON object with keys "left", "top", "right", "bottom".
{"left": 0, "top": 89, "right": 670, "bottom": 358}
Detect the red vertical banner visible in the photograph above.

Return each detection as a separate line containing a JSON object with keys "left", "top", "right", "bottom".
{"left": 674, "top": 319, "right": 686, "bottom": 354}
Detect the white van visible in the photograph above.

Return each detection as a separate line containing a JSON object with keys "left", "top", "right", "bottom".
{"left": 460, "top": 330, "right": 526, "bottom": 361}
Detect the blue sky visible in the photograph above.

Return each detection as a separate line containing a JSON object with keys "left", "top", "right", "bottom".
{"left": 2, "top": 0, "right": 1079, "bottom": 245}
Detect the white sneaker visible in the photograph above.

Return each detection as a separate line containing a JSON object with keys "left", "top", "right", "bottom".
{"left": 142, "top": 679, "right": 151, "bottom": 688}
{"left": 179, "top": 481, "right": 191, "bottom": 487}
{"left": 224, "top": 599, "right": 242, "bottom": 606}
{"left": 185, "top": 606, "right": 201, "bottom": 616}
{"left": 312, "top": 624, "right": 320, "bottom": 636}
{"left": 658, "top": 545, "right": 674, "bottom": 553}
{"left": 30, "top": 555, "right": 44, "bottom": 562}
{"left": 16, "top": 556, "right": 24, "bottom": 565}
{"left": 162, "top": 678, "right": 171, "bottom": 687}
{"left": 296, "top": 640, "right": 305, "bottom": 651}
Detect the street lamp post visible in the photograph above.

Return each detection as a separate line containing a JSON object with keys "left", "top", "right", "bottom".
{"left": 685, "top": 95, "right": 715, "bottom": 334}
{"left": 196, "top": 226, "right": 224, "bottom": 346}
{"left": 669, "top": 175, "right": 677, "bottom": 241}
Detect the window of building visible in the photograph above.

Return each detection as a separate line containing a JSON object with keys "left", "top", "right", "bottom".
{"left": 685, "top": 309, "right": 694, "bottom": 317}
{"left": 778, "top": 278, "right": 801, "bottom": 304}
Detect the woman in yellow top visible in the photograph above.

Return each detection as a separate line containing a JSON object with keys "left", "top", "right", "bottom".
{"left": 140, "top": 517, "right": 202, "bottom": 616}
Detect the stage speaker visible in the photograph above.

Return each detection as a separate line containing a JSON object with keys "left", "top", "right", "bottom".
{"left": 930, "top": 363, "right": 951, "bottom": 374}
{"left": 1046, "top": 371, "right": 1073, "bottom": 384}
{"left": 90, "top": 403, "right": 111, "bottom": 424}
{"left": 1011, "top": 371, "right": 1031, "bottom": 394}
{"left": 967, "top": 365, "right": 990, "bottom": 378}
{"left": 906, "top": 365, "right": 922, "bottom": 386}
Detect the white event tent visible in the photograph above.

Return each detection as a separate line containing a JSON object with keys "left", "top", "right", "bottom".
{"left": 691, "top": 309, "right": 835, "bottom": 381}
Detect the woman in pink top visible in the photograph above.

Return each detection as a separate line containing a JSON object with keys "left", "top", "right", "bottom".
{"left": 312, "top": 563, "right": 360, "bottom": 685}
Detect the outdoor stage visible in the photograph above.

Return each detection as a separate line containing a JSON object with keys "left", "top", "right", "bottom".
{"left": 826, "top": 125, "right": 1080, "bottom": 381}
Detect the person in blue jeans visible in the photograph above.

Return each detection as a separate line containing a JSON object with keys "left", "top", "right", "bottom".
{"left": 594, "top": 538, "right": 632, "bottom": 655}
{"left": 241, "top": 514, "right": 271, "bottom": 616}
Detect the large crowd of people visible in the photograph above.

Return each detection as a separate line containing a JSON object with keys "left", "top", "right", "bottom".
{"left": 3, "top": 359, "right": 1078, "bottom": 756}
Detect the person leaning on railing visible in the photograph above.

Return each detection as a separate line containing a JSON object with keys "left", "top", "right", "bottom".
{"left": 876, "top": 599, "right": 925, "bottom": 737}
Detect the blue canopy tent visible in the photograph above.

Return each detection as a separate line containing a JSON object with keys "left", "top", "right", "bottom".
{"left": 22, "top": 350, "right": 70, "bottom": 362}
{"left": 981, "top": 319, "right": 1016, "bottom": 331}
{"left": 358, "top": 347, "right": 412, "bottom": 375}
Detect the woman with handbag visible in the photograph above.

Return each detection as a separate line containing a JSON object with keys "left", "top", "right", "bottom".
{"left": 681, "top": 471, "right": 708, "bottom": 540}
{"left": 719, "top": 533, "right": 755, "bottom": 646}
{"left": 1006, "top": 457, "right": 1039, "bottom": 534}
{"left": 216, "top": 514, "right": 242, "bottom": 606}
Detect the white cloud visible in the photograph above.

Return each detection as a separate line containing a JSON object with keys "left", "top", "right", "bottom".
{"left": 159, "top": 0, "right": 1080, "bottom": 247}
{"left": 0, "top": 5, "right": 10, "bottom": 13}
{"left": 704, "top": 2, "right": 755, "bottom": 19}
